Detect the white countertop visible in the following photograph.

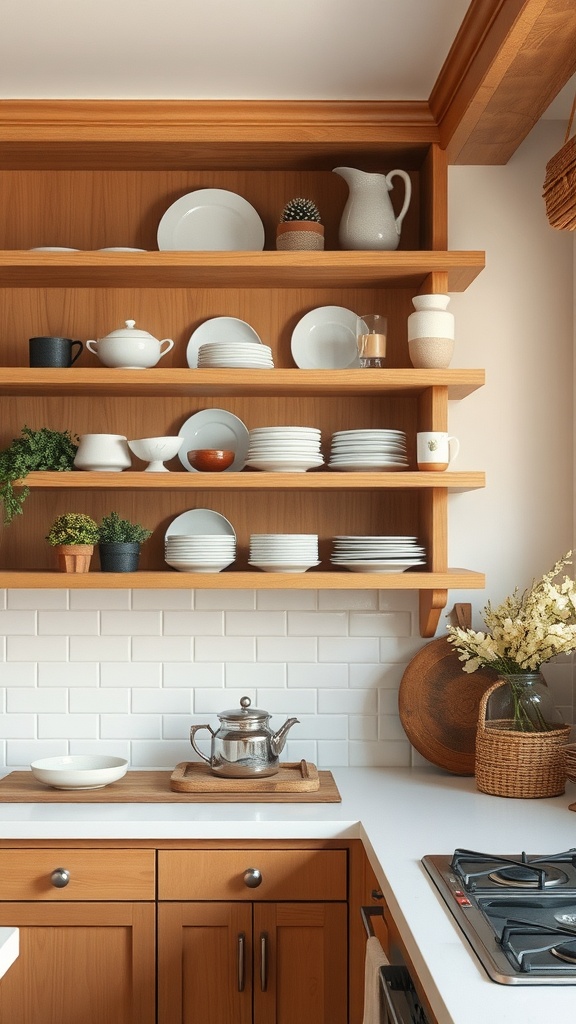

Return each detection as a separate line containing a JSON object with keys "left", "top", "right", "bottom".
{"left": 0, "top": 766, "right": 575, "bottom": 1024}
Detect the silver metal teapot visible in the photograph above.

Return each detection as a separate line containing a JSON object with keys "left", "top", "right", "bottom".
{"left": 189, "top": 696, "right": 299, "bottom": 778}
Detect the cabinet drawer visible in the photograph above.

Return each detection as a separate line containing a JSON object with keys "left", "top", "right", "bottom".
{"left": 158, "top": 848, "right": 347, "bottom": 901}
{"left": 0, "top": 848, "right": 155, "bottom": 900}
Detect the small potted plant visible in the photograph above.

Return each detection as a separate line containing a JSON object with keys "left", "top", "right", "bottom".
{"left": 0, "top": 426, "right": 78, "bottom": 525}
{"left": 276, "top": 198, "right": 324, "bottom": 251}
{"left": 46, "top": 513, "right": 99, "bottom": 573}
{"left": 98, "top": 511, "right": 153, "bottom": 572}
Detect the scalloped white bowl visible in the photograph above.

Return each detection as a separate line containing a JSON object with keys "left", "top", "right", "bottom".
{"left": 30, "top": 755, "right": 128, "bottom": 790}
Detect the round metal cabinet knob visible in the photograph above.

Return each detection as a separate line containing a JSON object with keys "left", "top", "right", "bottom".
{"left": 243, "top": 867, "right": 262, "bottom": 888}
{"left": 50, "top": 867, "right": 70, "bottom": 888}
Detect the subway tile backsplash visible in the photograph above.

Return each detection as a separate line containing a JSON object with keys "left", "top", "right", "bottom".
{"left": 1, "top": 588, "right": 574, "bottom": 770}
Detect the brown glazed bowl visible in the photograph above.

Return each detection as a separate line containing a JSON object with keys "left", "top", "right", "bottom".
{"left": 188, "top": 448, "right": 235, "bottom": 472}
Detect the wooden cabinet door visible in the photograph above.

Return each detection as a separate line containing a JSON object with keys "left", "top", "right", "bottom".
{"left": 0, "top": 902, "right": 155, "bottom": 1024}
{"left": 253, "top": 902, "right": 348, "bottom": 1024}
{"left": 158, "top": 902, "right": 253, "bottom": 1024}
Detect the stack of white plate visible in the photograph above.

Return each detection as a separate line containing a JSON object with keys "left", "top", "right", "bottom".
{"left": 328, "top": 429, "right": 409, "bottom": 471}
{"left": 249, "top": 534, "right": 320, "bottom": 573}
{"left": 330, "top": 535, "right": 426, "bottom": 573}
{"left": 165, "top": 534, "right": 236, "bottom": 573}
{"left": 164, "top": 509, "right": 237, "bottom": 573}
{"left": 246, "top": 426, "right": 324, "bottom": 473}
{"left": 197, "top": 341, "right": 274, "bottom": 369}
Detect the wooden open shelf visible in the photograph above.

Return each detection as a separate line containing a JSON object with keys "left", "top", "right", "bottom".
{"left": 0, "top": 569, "right": 485, "bottom": 591}
{"left": 0, "top": 251, "right": 485, "bottom": 291}
{"left": 0, "top": 367, "right": 485, "bottom": 399}
{"left": 18, "top": 470, "right": 485, "bottom": 492}
{"left": 0, "top": 100, "right": 486, "bottom": 636}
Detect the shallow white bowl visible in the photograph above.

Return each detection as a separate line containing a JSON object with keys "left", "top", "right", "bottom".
{"left": 30, "top": 755, "right": 128, "bottom": 790}
{"left": 128, "top": 436, "right": 184, "bottom": 471}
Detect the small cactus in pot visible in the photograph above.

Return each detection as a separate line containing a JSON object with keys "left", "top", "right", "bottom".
{"left": 276, "top": 197, "right": 324, "bottom": 251}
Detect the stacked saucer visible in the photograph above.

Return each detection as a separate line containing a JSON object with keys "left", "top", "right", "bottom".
{"left": 328, "top": 429, "right": 408, "bottom": 471}
{"left": 249, "top": 534, "right": 320, "bottom": 573}
{"left": 330, "top": 535, "right": 426, "bottom": 573}
{"left": 246, "top": 426, "right": 324, "bottom": 473}
{"left": 197, "top": 342, "right": 274, "bottom": 368}
{"left": 165, "top": 534, "right": 236, "bottom": 573}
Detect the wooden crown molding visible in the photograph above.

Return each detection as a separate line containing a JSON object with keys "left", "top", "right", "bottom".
{"left": 430, "top": 0, "right": 576, "bottom": 164}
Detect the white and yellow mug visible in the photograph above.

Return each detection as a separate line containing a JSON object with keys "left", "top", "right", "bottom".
{"left": 417, "top": 432, "right": 459, "bottom": 472}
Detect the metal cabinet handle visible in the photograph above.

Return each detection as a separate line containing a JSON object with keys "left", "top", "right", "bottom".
{"left": 243, "top": 867, "right": 262, "bottom": 888}
{"left": 51, "top": 867, "right": 70, "bottom": 888}
{"left": 237, "top": 933, "right": 245, "bottom": 992}
{"left": 260, "top": 932, "right": 268, "bottom": 992}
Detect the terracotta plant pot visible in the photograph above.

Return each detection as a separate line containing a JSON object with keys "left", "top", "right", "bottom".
{"left": 276, "top": 221, "right": 324, "bottom": 251}
{"left": 54, "top": 544, "right": 94, "bottom": 573}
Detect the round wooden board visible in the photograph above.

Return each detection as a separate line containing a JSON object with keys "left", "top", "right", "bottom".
{"left": 398, "top": 637, "right": 499, "bottom": 775}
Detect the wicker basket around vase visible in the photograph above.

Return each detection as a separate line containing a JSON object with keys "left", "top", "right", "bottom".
{"left": 475, "top": 681, "right": 571, "bottom": 799}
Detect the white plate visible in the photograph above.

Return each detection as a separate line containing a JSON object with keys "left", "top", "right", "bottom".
{"left": 187, "top": 317, "right": 263, "bottom": 367}
{"left": 249, "top": 426, "right": 321, "bottom": 435}
{"left": 329, "top": 462, "right": 408, "bottom": 472}
{"left": 178, "top": 408, "right": 249, "bottom": 472}
{"left": 291, "top": 306, "right": 360, "bottom": 369}
{"left": 97, "top": 247, "right": 148, "bottom": 252}
{"left": 165, "top": 509, "right": 236, "bottom": 540}
{"left": 330, "top": 560, "right": 425, "bottom": 573}
{"left": 246, "top": 457, "right": 324, "bottom": 472}
{"left": 31, "top": 246, "right": 79, "bottom": 252}
{"left": 30, "top": 755, "right": 128, "bottom": 790}
{"left": 249, "top": 561, "right": 321, "bottom": 573}
{"left": 158, "top": 189, "right": 265, "bottom": 252}
{"left": 165, "top": 559, "right": 234, "bottom": 573}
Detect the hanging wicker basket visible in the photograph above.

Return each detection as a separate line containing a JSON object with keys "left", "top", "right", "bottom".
{"left": 543, "top": 93, "right": 576, "bottom": 230}
{"left": 475, "top": 681, "right": 571, "bottom": 799}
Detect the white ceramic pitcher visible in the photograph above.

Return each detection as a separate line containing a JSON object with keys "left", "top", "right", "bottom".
{"left": 332, "top": 166, "right": 412, "bottom": 250}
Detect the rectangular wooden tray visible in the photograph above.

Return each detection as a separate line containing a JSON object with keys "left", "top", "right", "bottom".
{"left": 0, "top": 767, "right": 341, "bottom": 803}
{"left": 170, "top": 761, "right": 320, "bottom": 793}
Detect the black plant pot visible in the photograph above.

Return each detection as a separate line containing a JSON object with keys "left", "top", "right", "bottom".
{"left": 98, "top": 542, "right": 141, "bottom": 572}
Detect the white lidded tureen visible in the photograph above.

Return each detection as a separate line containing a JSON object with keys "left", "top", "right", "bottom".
{"left": 86, "top": 319, "right": 174, "bottom": 369}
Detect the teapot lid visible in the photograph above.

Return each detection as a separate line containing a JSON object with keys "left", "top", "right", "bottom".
{"left": 218, "top": 696, "right": 271, "bottom": 723}
{"left": 102, "top": 319, "right": 157, "bottom": 342}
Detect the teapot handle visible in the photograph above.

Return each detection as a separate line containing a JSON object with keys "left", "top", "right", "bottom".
{"left": 158, "top": 338, "right": 174, "bottom": 359}
{"left": 385, "top": 169, "right": 412, "bottom": 234}
{"left": 85, "top": 340, "right": 98, "bottom": 354}
{"left": 190, "top": 724, "right": 215, "bottom": 764}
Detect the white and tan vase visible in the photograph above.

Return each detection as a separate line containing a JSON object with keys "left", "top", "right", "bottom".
{"left": 276, "top": 222, "right": 324, "bottom": 251}
{"left": 407, "top": 294, "right": 455, "bottom": 369}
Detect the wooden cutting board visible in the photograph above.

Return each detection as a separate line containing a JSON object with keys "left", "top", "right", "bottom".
{"left": 398, "top": 603, "right": 499, "bottom": 775}
{"left": 0, "top": 766, "right": 341, "bottom": 803}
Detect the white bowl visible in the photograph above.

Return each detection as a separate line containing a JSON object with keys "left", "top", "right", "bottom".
{"left": 128, "top": 436, "right": 184, "bottom": 471}
{"left": 30, "top": 755, "right": 128, "bottom": 790}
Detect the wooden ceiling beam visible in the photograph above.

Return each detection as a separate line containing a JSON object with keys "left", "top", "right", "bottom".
{"left": 430, "top": 0, "right": 576, "bottom": 164}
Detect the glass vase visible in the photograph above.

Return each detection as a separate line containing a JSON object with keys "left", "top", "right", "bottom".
{"left": 485, "top": 672, "right": 564, "bottom": 733}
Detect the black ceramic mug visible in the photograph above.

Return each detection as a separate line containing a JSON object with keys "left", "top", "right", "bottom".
{"left": 29, "top": 336, "right": 84, "bottom": 368}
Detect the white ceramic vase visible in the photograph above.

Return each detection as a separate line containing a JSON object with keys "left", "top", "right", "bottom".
{"left": 407, "top": 294, "right": 454, "bottom": 369}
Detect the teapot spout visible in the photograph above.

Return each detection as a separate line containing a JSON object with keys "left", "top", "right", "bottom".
{"left": 270, "top": 717, "right": 299, "bottom": 757}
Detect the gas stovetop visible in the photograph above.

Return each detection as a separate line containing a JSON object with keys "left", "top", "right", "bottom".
{"left": 422, "top": 849, "right": 576, "bottom": 985}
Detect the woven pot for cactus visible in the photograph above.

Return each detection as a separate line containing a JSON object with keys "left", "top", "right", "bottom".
{"left": 543, "top": 93, "right": 576, "bottom": 230}
{"left": 276, "top": 221, "right": 324, "bottom": 251}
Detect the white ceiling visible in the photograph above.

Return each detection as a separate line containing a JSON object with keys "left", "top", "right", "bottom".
{"left": 0, "top": 0, "right": 473, "bottom": 100}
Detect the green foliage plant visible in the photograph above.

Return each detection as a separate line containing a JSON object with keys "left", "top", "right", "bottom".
{"left": 0, "top": 426, "right": 78, "bottom": 525}
{"left": 46, "top": 513, "right": 99, "bottom": 546}
{"left": 98, "top": 511, "right": 153, "bottom": 544}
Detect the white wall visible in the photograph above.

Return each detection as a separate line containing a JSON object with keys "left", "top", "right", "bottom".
{"left": 0, "top": 119, "right": 573, "bottom": 769}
